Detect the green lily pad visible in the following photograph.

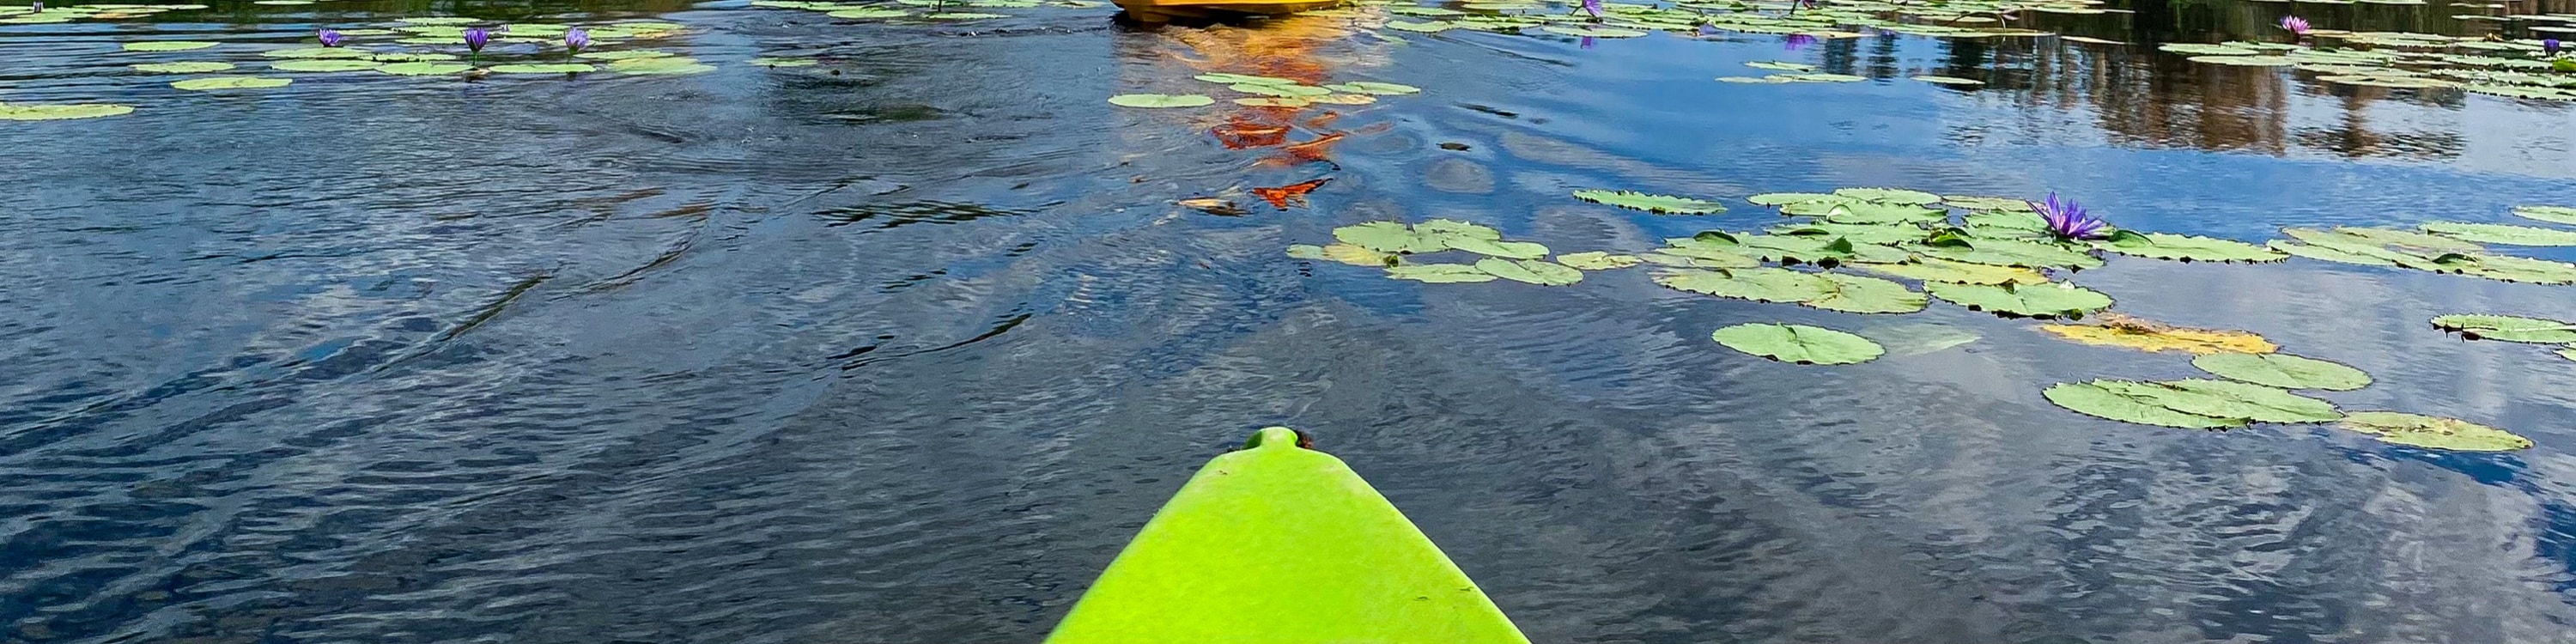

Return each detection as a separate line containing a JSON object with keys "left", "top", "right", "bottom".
{"left": 1554, "top": 252, "right": 1642, "bottom": 270}
{"left": 1832, "top": 187, "right": 1943, "bottom": 204}
{"left": 576, "top": 50, "right": 671, "bottom": 60}
{"left": 2288, "top": 226, "right": 2484, "bottom": 254}
{"left": 1735, "top": 234, "right": 1907, "bottom": 264}
{"left": 1962, "top": 210, "right": 2046, "bottom": 232}
{"left": 1542, "top": 25, "right": 1648, "bottom": 37}
{"left": 371, "top": 52, "right": 459, "bottom": 62}
{"left": 0, "top": 102, "right": 136, "bottom": 120}
{"left": 131, "top": 61, "right": 234, "bottom": 73}
{"left": 2101, "top": 379, "right": 2342, "bottom": 423}
{"left": 2191, "top": 352, "right": 2372, "bottom": 391}
{"left": 1323, "top": 81, "right": 1419, "bottom": 94}
{"left": 748, "top": 57, "right": 818, "bottom": 67}
{"left": 264, "top": 46, "right": 376, "bottom": 59}
{"left": 1709, "top": 323, "right": 1885, "bottom": 365}
{"left": 825, "top": 8, "right": 909, "bottom": 17}
{"left": 2095, "top": 231, "right": 2288, "bottom": 262}
{"left": 1803, "top": 273, "right": 1927, "bottom": 314}
{"left": 1334, "top": 222, "right": 1444, "bottom": 254}
{"left": 1813, "top": 202, "right": 1947, "bottom": 225}
{"left": 1653, "top": 268, "right": 1833, "bottom": 303}
{"left": 1943, "top": 195, "right": 2034, "bottom": 211}
{"left": 270, "top": 59, "right": 382, "bottom": 72}
{"left": 377, "top": 62, "right": 473, "bottom": 76}
{"left": 489, "top": 63, "right": 596, "bottom": 74}
{"left": 2431, "top": 313, "right": 2576, "bottom": 343}
{"left": 1768, "top": 222, "right": 1929, "bottom": 246}
{"left": 2510, "top": 205, "right": 2576, "bottom": 226}
{"left": 1415, "top": 219, "right": 1499, "bottom": 240}
{"left": 1856, "top": 322, "right": 1981, "bottom": 356}
{"left": 609, "top": 57, "right": 714, "bottom": 75}
{"left": 1746, "top": 61, "right": 1818, "bottom": 71}
{"left": 2267, "top": 240, "right": 2400, "bottom": 266}
{"left": 1847, "top": 258, "right": 2049, "bottom": 285}
{"left": 1442, "top": 236, "right": 1549, "bottom": 259}
{"left": 1286, "top": 243, "right": 1397, "bottom": 267}
{"left": 1474, "top": 258, "right": 1582, "bottom": 285}
{"left": 2559, "top": 345, "right": 2576, "bottom": 362}
{"left": 170, "top": 76, "right": 290, "bottom": 90}
{"left": 1747, "top": 191, "right": 1845, "bottom": 206}
{"left": 2451, "top": 254, "right": 2576, "bottom": 284}
{"left": 1231, "top": 82, "right": 1331, "bottom": 97}
{"left": 1194, "top": 73, "right": 1299, "bottom": 85}
{"left": 1912, "top": 75, "right": 1984, "bottom": 85}
{"left": 1384, "top": 20, "right": 1457, "bottom": 33}
{"left": 2421, "top": 222, "right": 2576, "bottom": 246}
{"left": 1913, "top": 237, "right": 2105, "bottom": 270}
{"left": 922, "top": 11, "right": 1010, "bottom": 19}
{"left": 2336, "top": 411, "right": 2531, "bottom": 452}
{"left": 2190, "top": 55, "right": 2300, "bottom": 66}
{"left": 1651, "top": 240, "right": 1763, "bottom": 268}
{"left": 1385, "top": 264, "right": 1497, "bottom": 283}
{"left": 1571, "top": 190, "right": 1727, "bottom": 215}
{"left": 400, "top": 16, "right": 479, "bottom": 24}
{"left": 2044, "top": 380, "right": 2247, "bottom": 429}
{"left": 124, "top": 40, "right": 219, "bottom": 52}
{"left": 1927, "top": 282, "right": 2111, "bottom": 319}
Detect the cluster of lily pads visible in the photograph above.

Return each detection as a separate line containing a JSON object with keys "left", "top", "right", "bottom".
{"left": 0, "top": 2, "right": 204, "bottom": 25}
{"left": 1284, "top": 186, "right": 2559, "bottom": 452}
{"left": 2165, "top": 29, "right": 2576, "bottom": 100}
{"left": 1358, "top": 0, "right": 2105, "bottom": 39}
{"left": 749, "top": 0, "right": 1101, "bottom": 21}
{"left": 2433, "top": 313, "right": 2576, "bottom": 364}
{"left": 1110, "top": 74, "right": 1421, "bottom": 109}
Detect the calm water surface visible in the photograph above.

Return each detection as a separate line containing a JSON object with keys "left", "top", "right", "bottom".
{"left": 6, "top": 0, "right": 2576, "bottom": 642}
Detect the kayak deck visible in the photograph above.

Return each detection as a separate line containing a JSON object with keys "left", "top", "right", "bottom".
{"left": 1044, "top": 427, "right": 1531, "bottom": 644}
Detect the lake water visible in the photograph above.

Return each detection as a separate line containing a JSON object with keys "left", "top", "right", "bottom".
{"left": 5, "top": 0, "right": 2576, "bottom": 641}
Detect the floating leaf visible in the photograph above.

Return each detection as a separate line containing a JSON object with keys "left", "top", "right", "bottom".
{"left": 2192, "top": 352, "right": 2372, "bottom": 391}
{"left": 609, "top": 56, "right": 714, "bottom": 75}
{"left": 2099, "top": 380, "right": 2342, "bottom": 424}
{"left": 1442, "top": 237, "right": 1549, "bottom": 259}
{"left": 0, "top": 102, "right": 135, "bottom": 120}
{"left": 124, "top": 40, "right": 219, "bottom": 52}
{"left": 1475, "top": 258, "right": 1583, "bottom": 285}
{"left": 1943, "top": 195, "right": 2034, "bottom": 211}
{"left": 2095, "top": 231, "right": 2287, "bottom": 262}
{"left": 131, "top": 61, "right": 234, "bottom": 73}
{"left": 1928, "top": 282, "right": 2111, "bottom": 319}
{"left": 1914, "top": 238, "right": 2105, "bottom": 270}
{"left": 489, "top": 63, "right": 596, "bottom": 74}
{"left": 1912, "top": 75, "right": 1985, "bottom": 85}
{"left": 1747, "top": 191, "right": 1845, "bottom": 206}
{"left": 748, "top": 57, "right": 818, "bottom": 67}
{"left": 1802, "top": 202, "right": 1947, "bottom": 225}
{"left": 1285, "top": 243, "right": 1395, "bottom": 267}
{"left": 1653, "top": 268, "right": 1833, "bottom": 303}
{"left": 1769, "top": 222, "right": 1928, "bottom": 246}
{"left": 1384, "top": 20, "right": 1456, "bottom": 33}
{"left": 1857, "top": 323, "right": 1980, "bottom": 356}
{"left": 264, "top": 46, "right": 376, "bottom": 59}
{"left": 1306, "top": 94, "right": 1376, "bottom": 106}
{"left": 1651, "top": 242, "right": 1763, "bottom": 268}
{"left": 2287, "top": 226, "right": 2482, "bottom": 254}
{"left": 2266, "top": 240, "right": 2399, "bottom": 266}
{"left": 1106, "top": 93, "right": 1214, "bottom": 108}
{"left": 1847, "top": 258, "right": 2048, "bottom": 285}
{"left": 1555, "top": 252, "right": 1642, "bottom": 270}
{"left": 2044, "top": 381, "right": 2247, "bottom": 429}
{"left": 825, "top": 8, "right": 908, "bottom": 17}
{"left": 2421, "top": 222, "right": 2576, "bottom": 246}
{"left": 1194, "top": 72, "right": 1298, "bottom": 85}
{"left": 1333, "top": 222, "right": 1444, "bottom": 254}
{"left": 577, "top": 50, "right": 674, "bottom": 60}
{"left": 2430, "top": 313, "right": 2576, "bottom": 343}
{"left": 1386, "top": 264, "right": 1496, "bottom": 283}
{"left": 1415, "top": 219, "right": 1499, "bottom": 240}
{"left": 2038, "top": 313, "right": 2277, "bottom": 354}
{"left": 1745, "top": 61, "right": 1817, "bottom": 71}
{"left": 2447, "top": 254, "right": 2576, "bottom": 285}
{"left": 1323, "top": 81, "right": 1419, "bottom": 94}
{"left": 1709, "top": 323, "right": 1885, "bottom": 365}
{"left": 1230, "top": 82, "right": 1332, "bottom": 97}
{"left": 270, "top": 59, "right": 382, "bottom": 72}
{"left": 1832, "top": 187, "right": 1943, "bottom": 204}
{"left": 1571, "top": 190, "right": 1727, "bottom": 214}
{"left": 377, "top": 62, "right": 472, "bottom": 76}
{"left": 1234, "top": 97, "right": 1308, "bottom": 107}
{"left": 171, "top": 76, "right": 291, "bottom": 90}
{"left": 1962, "top": 210, "right": 2046, "bottom": 232}
{"left": 1804, "top": 273, "right": 1927, "bottom": 314}
{"left": 1542, "top": 25, "right": 1648, "bottom": 37}
{"left": 922, "top": 11, "right": 1010, "bottom": 19}
{"left": 2336, "top": 411, "right": 2531, "bottom": 452}
{"left": 2511, "top": 205, "right": 2576, "bottom": 226}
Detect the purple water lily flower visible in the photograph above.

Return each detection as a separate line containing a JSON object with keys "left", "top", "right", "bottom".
{"left": 1784, "top": 33, "right": 1816, "bottom": 51}
{"left": 564, "top": 27, "right": 589, "bottom": 55}
{"left": 317, "top": 28, "right": 343, "bottom": 47}
{"left": 2279, "top": 15, "right": 2310, "bottom": 36}
{"left": 1580, "top": 0, "right": 1601, "bottom": 19}
{"left": 2547, "top": 39, "right": 2562, "bottom": 57}
{"left": 463, "top": 27, "right": 490, "bottom": 52}
{"left": 30, "top": 1, "right": 41, "bottom": 12}
{"left": 2030, "top": 192, "right": 2110, "bottom": 240}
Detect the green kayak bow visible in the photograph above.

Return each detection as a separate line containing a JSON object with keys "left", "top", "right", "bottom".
{"left": 1044, "top": 427, "right": 1531, "bottom": 644}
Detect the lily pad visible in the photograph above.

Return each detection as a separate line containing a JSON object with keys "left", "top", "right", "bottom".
{"left": 825, "top": 7, "right": 909, "bottom": 17}
{"left": 1385, "top": 264, "right": 1497, "bottom": 283}
{"left": 1928, "top": 282, "right": 2111, "bottom": 319}
{"left": 1442, "top": 237, "right": 1549, "bottom": 260}
{"left": 1653, "top": 268, "right": 1833, "bottom": 303}
{"left": 577, "top": 50, "right": 674, "bottom": 60}
{"left": 1847, "top": 258, "right": 2049, "bottom": 285}
{"left": 1230, "top": 82, "right": 1331, "bottom": 97}
{"left": 2510, "top": 205, "right": 2576, "bottom": 226}
{"left": 2421, "top": 222, "right": 2576, "bottom": 246}
{"left": 1555, "top": 252, "right": 1642, "bottom": 270}
{"left": 0, "top": 102, "right": 136, "bottom": 120}
{"left": 2336, "top": 411, "right": 2531, "bottom": 452}
{"left": 1709, "top": 323, "right": 1885, "bottom": 365}
{"left": 377, "top": 62, "right": 473, "bottom": 76}
{"left": 1571, "top": 190, "right": 1727, "bottom": 214}
{"left": 1747, "top": 192, "right": 1845, "bottom": 206}
{"left": 170, "top": 76, "right": 290, "bottom": 90}
{"left": 1912, "top": 75, "right": 1984, "bottom": 85}
{"left": 608, "top": 57, "right": 714, "bottom": 75}
{"left": 1942, "top": 195, "right": 2034, "bottom": 211}
{"left": 123, "top": 40, "right": 219, "bottom": 52}
{"left": 2431, "top": 313, "right": 2576, "bottom": 343}
{"left": 2038, "top": 313, "right": 2278, "bottom": 354}
{"left": 131, "top": 61, "right": 235, "bottom": 73}
{"left": 1913, "top": 238, "right": 2105, "bottom": 270}
{"left": 1798, "top": 201, "right": 1947, "bottom": 225}
{"left": 1475, "top": 258, "right": 1583, "bottom": 285}
{"left": 1323, "top": 81, "right": 1419, "bottom": 94}
{"left": 1803, "top": 273, "right": 1927, "bottom": 314}
{"left": 1285, "top": 244, "right": 1392, "bottom": 266}
{"left": 1194, "top": 73, "right": 1299, "bottom": 85}
{"left": 270, "top": 59, "right": 382, "bottom": 72}
{"left": 1962, "top": 210, "right": 2046, "bottom": 232}
{"left": 1334, "top": 222, "right": 1441, "bottom": 254}
{"left": 488, "top": 63, "right": 596, "bottom": 74}
{"left": 2267, "top": 240, "right": 2400, "bottom": 266}
{"left": 2099, "top": 379, "right": 2342, "bottom": 423}
{"left": 1234, "top": 97, "right": 1309, "bottom": 107}
{"left": 264, "top": 46, "right": 376, "bottom": 59}
{"left": 1307, "top": 94, "right": 1377, "bottom": 106}
{"left": 1832, "top": 187, "right": 1943, "bottom": 204}
{"left": 2095, "top": 231, "right": 2287, "bottom": 262}
{"left": 2192, "top": 352, "right": 2372, "bottom": 391}
{"left": 2044, "top": 381, "right": 2248, "bottom": 429}
{"left": 1542, "top": 25, "right": 1648, "bottom": 37}
{"left": 748, "top": 57, "right": 818, "bottom": 67}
